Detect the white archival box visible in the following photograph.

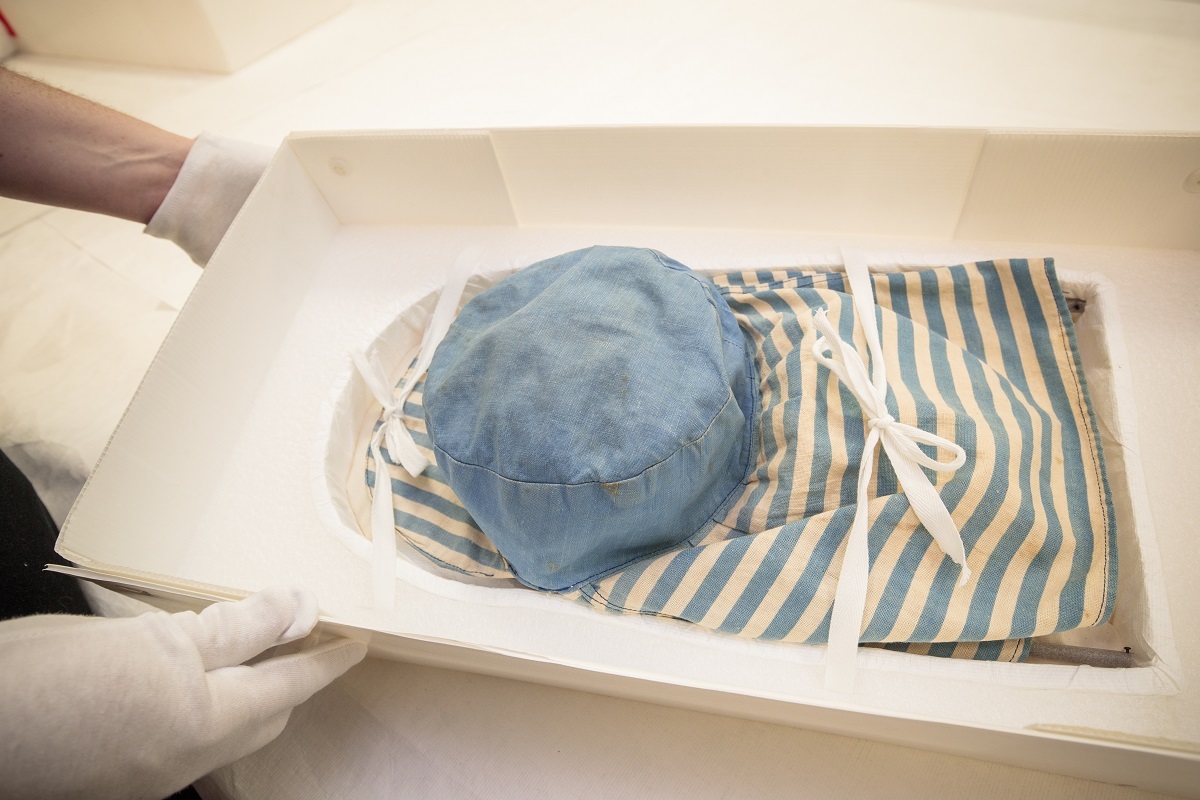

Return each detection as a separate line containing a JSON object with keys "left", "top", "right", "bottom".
{"left": 0, "top": 0, "right": 350, "bottom": 72}
{"left": 56, "top": 127, "right": 1200, "bottom": 795}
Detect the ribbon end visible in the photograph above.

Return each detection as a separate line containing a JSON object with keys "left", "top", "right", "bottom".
{"left": 384, "top": 417, "right": 430, "bottom": 478}
{"left": 397, "top": 451, "right": 430, "bottom": 478}
{"left": 369, "top": 442, "right": 399, "bottom": 613}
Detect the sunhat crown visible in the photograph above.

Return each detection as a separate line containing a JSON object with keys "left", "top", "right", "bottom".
{"left": 423, "top": 246, "right": 757, "bottom": 591}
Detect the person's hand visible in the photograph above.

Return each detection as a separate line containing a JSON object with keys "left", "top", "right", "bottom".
{"left": 0, "top": 585, "right": 366, "bottom": 800}
{"left": 0, "top": 71, "right": 268, "bottom": 266}
{"left": 145, "top": 131, "right": 274, "bottom": 267}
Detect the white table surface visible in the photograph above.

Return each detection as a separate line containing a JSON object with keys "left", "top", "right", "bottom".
{"left": 2, "top": 1, "right": 1198, "bottom": 797}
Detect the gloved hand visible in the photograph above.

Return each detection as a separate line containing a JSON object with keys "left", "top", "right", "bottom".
{"left": 145, "top": 131, "right": 274, "bottom": 267}
{"left": 0, "top": 585, "right": 367, "bottom": 800}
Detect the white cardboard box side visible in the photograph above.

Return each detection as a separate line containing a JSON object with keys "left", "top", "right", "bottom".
{"left": 56, "top": 127, "right": 1199, "bottom": 795}
{"left": 51, "top": 565, "right": 1200, "bottom": 797}
{"left": 59, "top": 145, "right": 339, "bottom": 572}
{"left": 958, "top": 132, "right": 1200, "bottom": 250}
{"left": 287, "top": 127, "right": 1200, "bottom": 249}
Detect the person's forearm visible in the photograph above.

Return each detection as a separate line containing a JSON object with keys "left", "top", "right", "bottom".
{"left": 0, "top": 68, "right": 192, "bottom": 224}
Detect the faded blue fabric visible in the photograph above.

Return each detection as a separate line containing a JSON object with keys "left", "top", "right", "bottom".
{"left": 368, "top": 256, "right": 1114, "bottom": 661}
{"left": 423, "top": 246, "right": 758, "bottom": 591}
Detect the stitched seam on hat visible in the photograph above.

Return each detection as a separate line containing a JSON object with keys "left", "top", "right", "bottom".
{"left": 650, "top": 249, "right": 747, "bottom": 350}
{"left": 432, "top": 390, "right": 745, "bottom": 487}
{"left": 427, "top": 253, "right": 751, "bottom": 483}
{"left": 713, "top": 288, "right": 791, "bottom": 536}
{"left": 699, "top": 328, "right": 761, "bottom": 539}
{"left": 553, "top": 533, "right": 706, "bottom": 594}
{"left": 570, "top": 441, "right": 758, "bottom": 595}
{"left": 574, "top": 333, "right": 789, "bottom": 611}
{"left": 396, "top": 531, "right": 510, "bottom": 579}
{"left": 367, "top": 459, "right": 511, "bottom": 579}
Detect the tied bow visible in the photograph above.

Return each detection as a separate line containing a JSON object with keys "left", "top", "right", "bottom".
{"left": 353, "top": 246, "right": 482, "bottom": 612}
{"left": 811, "top": 308, "right": 970, "bottom": 585}
{"left": 354, "top": 350, "right": 405, "bottom": 614}
{"left": 354, "top": 348, "right": 425, "bottom": 614}
{"left": 818, "top": 252, "right": 971, "bottom": 694}
{"left": 354, "top": 348, "right": 429, "bottom": 479}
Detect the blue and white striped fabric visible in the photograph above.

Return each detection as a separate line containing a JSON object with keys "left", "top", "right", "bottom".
{"left": 364, "top": 258, "right": 1116, "bottom": 661}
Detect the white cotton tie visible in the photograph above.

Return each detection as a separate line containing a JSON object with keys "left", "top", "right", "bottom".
{"left": 820, "top": 251, "right": 969, "bottom": 694}
{"left": 353, "top": 246, "right": 481, "bottom": 611}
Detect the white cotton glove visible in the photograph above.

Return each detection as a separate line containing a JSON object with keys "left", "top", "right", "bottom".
{"left": 145, "top": 131, "right": 273, "bottom": 267}
{"left": 0, "top": 585, "right": 367, "bottom": 800}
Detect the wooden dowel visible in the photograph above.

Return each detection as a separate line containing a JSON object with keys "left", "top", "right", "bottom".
{"left": 1028, "top": 641, "right": 1135, "bottom": 669}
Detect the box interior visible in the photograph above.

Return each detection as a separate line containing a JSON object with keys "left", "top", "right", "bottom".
{"left": 58, "top": 129, "right": 1197, "bottom": 754}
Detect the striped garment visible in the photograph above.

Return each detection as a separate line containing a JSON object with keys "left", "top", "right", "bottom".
{"left": 365, "top": 258, "right": 1116, "bottom": 661}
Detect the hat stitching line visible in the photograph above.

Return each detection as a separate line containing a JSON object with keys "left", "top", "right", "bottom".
{"left": 649, "top": 248, "right": 750, "bottom": 351}
{"left": 579, "top": 520, "right": 762, "bottom": 619}
{"left": 700, "top": 328, "right": 763, "bottom": 536}
{"left": 423, "top": 385, "right": 758, "bottom": 593}
{"left": 426, "top": 248, "right": 751, "bottom": 484}
{"left": 395, "top": 526, "right": 510, "bottom": 579}
{"left": 369, "top": 445, "right": 492, "bottom": 544}
{"left": 425, "top": 338, "right": 747, "bottom": 484}
{"left": 428, "top": 389, "right": 744, "bottom": 487}
{"left": 367, "top": 457, "right": 511, "bottom": 577}
{"left": 419, "top": 252, "right": 761, "bottom": 592}
{"left": 543, "top": 339, "right": 760, "bottom": 593}
{"left": 562, "top": 480, "right": 754, "bottom": 596}
{"left": 660, "top": 251, "right": 762, "bottom": 484}
{"left": 561, "top": 400, "right": 759, "bottom": 595}
{"left": 711, "top": 289, "right": 803, "bottom": 538}
{"left": 550, "top": 521, "right": 728, "bottom": 594}
{"left": 470, "top": 431, "right": 758, "bottom": 593}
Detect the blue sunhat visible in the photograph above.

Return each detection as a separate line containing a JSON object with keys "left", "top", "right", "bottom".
{"left": 421, "top": 246, "right": 759, "bottom": 591}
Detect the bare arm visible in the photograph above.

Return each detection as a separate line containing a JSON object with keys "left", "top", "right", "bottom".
{"left": 0, "top": 68, "right": 192, "bottom": 224}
